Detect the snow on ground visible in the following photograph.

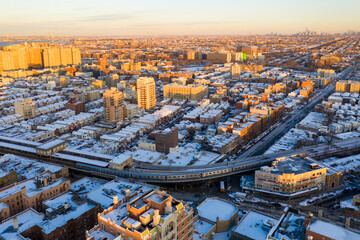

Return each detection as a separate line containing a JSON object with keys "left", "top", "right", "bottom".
{"left": 182, "top": 67, "right": 205, "bottom": 71}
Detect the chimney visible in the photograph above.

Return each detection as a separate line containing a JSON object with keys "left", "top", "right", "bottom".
{"left": 346, "top": 217, "right": 351, "bottom": 229}
{"left": 113, "top": 196, "right": 118, "bottom": 205}
{"left": 125, "top": 189, "right": 130, "bottom": 197}
{"left": 43, "top": 177, "right": 48, "bottom": 187}
{"left": 165, "top": 201, "right": 172, "bottom": 214}
{"left": 64, "top": 202, "right": 69, "bottom": 210}
{"left": 153, "top": 210, "right": 160, "bottom": 226}
{"left": 318, "top": 209, "right": 323, "bottom": 219}
{"left": 13, "top": 217, "right": 19, "bottom": 230}
{"left": 304, "top": 213, "right": 313, "bottom": 228}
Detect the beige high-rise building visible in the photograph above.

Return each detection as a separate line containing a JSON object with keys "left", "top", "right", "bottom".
{"left": 187, "top": 51, "right": 195, "bottom": 60}
{"left": 60, "top": 48, "right": 73, "bottom": 66}
{"left": 336, "top": 80, "right": 351, "bottom": 92}
{"left": 14, "top": 98, "right": 36, "bottom": 120}
{"left": 27, "top": 47, "right": 42, "bottom": 68}
{"left": 71, "top": 47, "right": 81, "bottom": 65}
{"left": 231, "top": 63, "right": 242, "bottom": 79}
{"left": 103, "top": 87, "right": 125, "bottom": 122}
{"left": 121, "top": 61, "right": 141, "bottom": 71}
{"left": 1, "top": 50, "right": 28, "bottom": 71}
{"left": 42, "top": 48, "right": 61, "bottom": 67}
{"left": 317, "top": 68, "right": 335, "bottom": 79}
{"left": 163, "top": 83, "right": 208, "bottom": 101}
{"left": 0, "top": 44, "right": 81, "bottom": 74}
{"left": 87, "top": 90, "right": 100, "bottom": 102}
{"left": 350, "top": 82, "right": 360, "bottom": 93}
{"left": 137, "top": 77, "right": 156, "bottom": 110}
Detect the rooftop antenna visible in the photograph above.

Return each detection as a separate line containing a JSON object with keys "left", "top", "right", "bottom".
{"left": 6, "top": 32, "right": 9, "bottom": 41}
{"left": 51, "top": 32, "right": 54, "bottom": 42}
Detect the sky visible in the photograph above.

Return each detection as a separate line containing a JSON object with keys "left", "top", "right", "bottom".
{"left": 1, "top": 0, "right": 359, "bottom": 36}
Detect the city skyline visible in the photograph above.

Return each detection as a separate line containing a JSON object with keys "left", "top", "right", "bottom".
{"left": 1, "top": 0, "right": 360, "bottom": 36}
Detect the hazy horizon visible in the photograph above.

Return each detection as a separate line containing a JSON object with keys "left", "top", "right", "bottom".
{"left": 1, "top": 0, "right": 360, "bottom": 36}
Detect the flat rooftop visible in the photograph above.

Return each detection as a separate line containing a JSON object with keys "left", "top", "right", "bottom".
{"left": 86, "top": 178, "right": 153, "bottom": 209}
{"left": 263, "top": 156, "right": 323, "bottom": 175}
{"left": 0, "top": 154, "right": 63, "bottom": 179}
{"left": 233, "top": 210, "right": 277, "bottom": 240}
{"left": 197, "top": 198, "right": 237, "bottom": 223}
{"left": 36, "top": 139, "right": 66, "bottom": 150}
{"left": 308, "top": 219, "right": 360, "bottom": 240}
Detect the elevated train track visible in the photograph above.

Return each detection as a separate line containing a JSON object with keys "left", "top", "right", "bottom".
{"left": 0, "top": 136, "right": 359, "bottom": 183}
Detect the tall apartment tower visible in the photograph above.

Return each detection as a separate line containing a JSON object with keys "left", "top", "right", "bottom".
{"left": 42, "top": 47, "right": 61, "bottom": 67}
{"left": 14, "top": 98, "right": 36, "bottom": 120}
{"left": 71, "top": 48, "right": 81, "bottom": 65}
{"left": 103, "top": 87, "right": 125, "bottom": 122}
{"left": 231, "top": 63, "right": 242, "bottom": 79}
{"left": 60, "top": 48, "right": 73, "bottom": 66}
{"left": 137, "top": 77, "right": 156, "bottom": 110}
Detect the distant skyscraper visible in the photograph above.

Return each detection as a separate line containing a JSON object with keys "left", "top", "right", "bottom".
{"left": 60, "top": 48, "right": 73, "bottom": 66}
{"left": 71, "top": 48, "right": 81, "bottom": 65}
{"left": 103, "top": 87, "right": 125, "bottom": 122}
{"left": 0, "top": 43, "right": 82, "bottom": 74}
{"left": 42, "top": 47, "right": 61, "bottom": 67}
{"left": 137, "top": 77, "right": 156, "bottom": 110}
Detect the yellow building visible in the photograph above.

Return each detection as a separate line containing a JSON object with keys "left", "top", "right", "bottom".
{"left": 317, "top": 68, "right": 335, "bottom": 79}
{"left": 187, "top": 51, "right": 195, "bottom": 60}
{"left": 71, "top": 47, "right": 81, "bottom": 65}
{"left": 103, "top": 87, "right": 125, "bottom": 122}
{"left": 163, "top": 83, "right": 208, "bottom": 101}
{"left": 137, "top": 77, "right": 156, "bottom": 110}
{"left": 91, "top": 80, "right": 106, "bottom": 89}
{"left": 86, "top": 190, "right": 193, "bottom": 240}
{"left": 14, "top": 98, "right": 36, "bottom": 120}
{"left": 121, "top": 61, "right": 141, "bottom": 71}
{"left": 26, "top": 47, "right": 42, "bottom": 68}
{"left": 255, "top": 155, "right": 331, "bottom": 195}
{"left": 59, "top": 77, "right": 69, "bottom": 87}
{"left": 335, "top": 80, "right": 360, "bottom": 93}
{"left": 0, "top": 43, "right": 81, "bottom": 74}
{"left": 350, "top": 82, "right": 360, "bottom": 93}
{"left": 1, "top": 50, "right": 28, "bottom": 71}
{"left": 60, "top": 48, "right": 73, "bottom": 66}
